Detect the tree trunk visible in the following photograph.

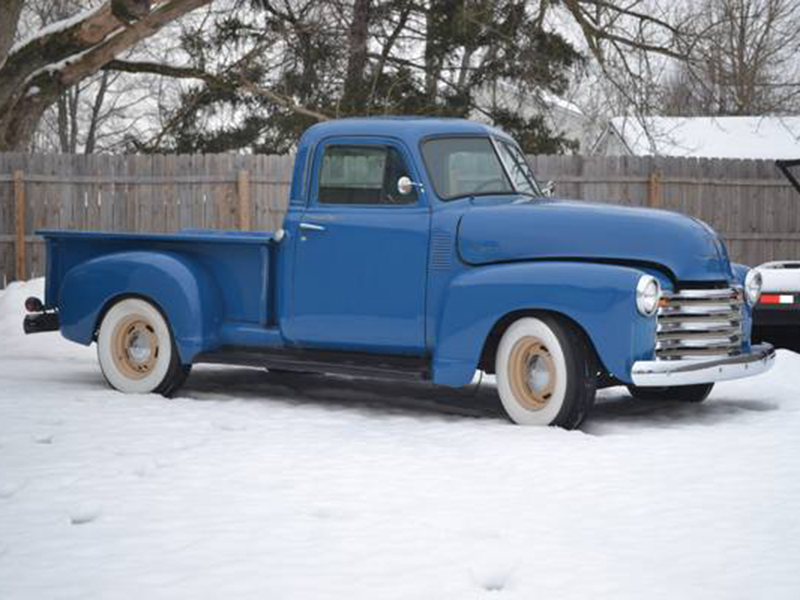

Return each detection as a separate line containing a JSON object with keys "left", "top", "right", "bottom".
{"left": 69, "top": 87, "right": 80, "bottom": 153}
{"left": 0, "top": 0, "right": 212, "bottom": 151}
{"left": 341, "top": 0, "right": 371, "bottom": 115}
{"left": 85, "top": 72, "right": 111, "bottom": 153}
{"left": 57, "top": 92, "right": 70, "bottom": 153}
{"left": 423, "top": 7, "right": 440, "bottom": 104}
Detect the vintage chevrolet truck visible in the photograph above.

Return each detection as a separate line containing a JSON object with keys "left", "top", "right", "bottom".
{"left": 23, "top": 118, "right": 775, "bottom": 428}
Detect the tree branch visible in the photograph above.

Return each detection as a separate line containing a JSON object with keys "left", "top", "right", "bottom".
{"left": 105, "top": 58, "right": 332, "bottom": 121}
{"left": 61, "top": 0, "right": 213, "bottom": 86}
{"left": 0, "top": 0, "right": 24, "bottom": 70}
{"left": 563, "top": 0, "right": 687, "bottom": 61}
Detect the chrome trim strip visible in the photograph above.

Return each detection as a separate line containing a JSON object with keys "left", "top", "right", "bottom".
{"left": 658, "top": 320, "right": 740, "bottom": 332}
{"left": 631, "top": 344, "right": 775, "bottom": 386}
{"left": 656, "top": 338, "right": 740, "bottom": 349}
{"left": 660, "top": 304, "right": 740, "bottom": 315}
{"left": 299, "top": 222, "right": 326, "bottom": 232}
{"left": 658, "top": 311, "right": 742, "bottom": 322}
{"left": 662, "top": 287, "right": 742, "bottom": 299}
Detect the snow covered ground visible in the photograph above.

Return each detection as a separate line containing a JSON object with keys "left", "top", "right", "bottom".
{"left": 1, "top": 279, "right": 799, "bottom": 599}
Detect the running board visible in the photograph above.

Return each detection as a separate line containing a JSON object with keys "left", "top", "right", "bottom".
{"left": 194, "top": 346, "right": 432, "bottom": 381}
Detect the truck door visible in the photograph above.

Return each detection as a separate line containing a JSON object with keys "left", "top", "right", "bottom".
{"left": 289, "top": 138, "right": 430, "bottom": 353}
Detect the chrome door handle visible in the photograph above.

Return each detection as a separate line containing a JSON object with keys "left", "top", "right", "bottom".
{"left": 299, "top": 222, "right": 326, "bottom": 232}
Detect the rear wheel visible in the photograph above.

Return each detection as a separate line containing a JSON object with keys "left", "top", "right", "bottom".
{"left": 627, "top": 383, "right": 714, "bottom": 403}
{"left": 495, "top": 316, "right": 596, "bottom": 429}
{"left": 97, "top": 298, "right": 190, "bottom": 396}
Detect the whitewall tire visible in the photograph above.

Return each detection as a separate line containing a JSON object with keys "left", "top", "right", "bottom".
{"left": 97, "top": 298, "right": 189, "bottom": 396}
{"left": 495, "top": 316, "right": 596, "bottom": 429}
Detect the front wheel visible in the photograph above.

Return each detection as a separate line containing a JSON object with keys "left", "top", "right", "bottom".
{"left": 495, "top": 316, "right": 596, "bottom": 428}
{"left": 627, "top": 383, "right": 714, "bottom": 403}
{"left": 97, "top": 298, "right": 190, "bottom": 396}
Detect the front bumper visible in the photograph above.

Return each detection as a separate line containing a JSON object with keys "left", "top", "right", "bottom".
{"left": 630, "top": 343, "right": 775, "bottom": 387}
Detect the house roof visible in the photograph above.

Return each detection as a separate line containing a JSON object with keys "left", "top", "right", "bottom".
{"left": 598, "top": 116, "right": 800, "bottom": 159}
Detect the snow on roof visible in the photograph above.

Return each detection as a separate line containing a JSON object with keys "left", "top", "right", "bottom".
{"left": 604, "top": 116, "right": 800, "bottom": 160}
{"left": 491, "top": 80, "right": 584, "bottom": 117}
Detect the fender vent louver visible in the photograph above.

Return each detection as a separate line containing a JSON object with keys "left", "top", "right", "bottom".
{"left": 430, "top": 230, "right": 453, "bottom": 270}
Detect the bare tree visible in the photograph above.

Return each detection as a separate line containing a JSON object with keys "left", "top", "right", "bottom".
{"left": 21, "top": 0, "right": 123, "bottom": 153}
{"left": 663, "top": 0, "right": 800, "bottom": 116}
{"left": 0, "top": 0, "right": 214, "bottom": 151}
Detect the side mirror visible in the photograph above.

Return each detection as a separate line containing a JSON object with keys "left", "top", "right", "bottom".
{"left": 397, "top": 175, "right": 419, "bottom": 195}
{"left": 541, "top": 180, "right": 555, "bottom": 197}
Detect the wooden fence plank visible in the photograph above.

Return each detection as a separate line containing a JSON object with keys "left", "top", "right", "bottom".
{"left": 647, "top": 168, "right": 661, "bottom": 208}
{"left": 237, "top": 169, "right": 251, "bottom": 231}
{"left": 14, "top": 169, "right": 25, "bottom": 281}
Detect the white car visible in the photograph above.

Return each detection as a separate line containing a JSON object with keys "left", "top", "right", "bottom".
{"left": 752, "top": 261, "right": 800, "bottom": 348}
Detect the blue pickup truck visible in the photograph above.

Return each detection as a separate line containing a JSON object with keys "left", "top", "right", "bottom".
{"left": 24, "top": 118, "right": 775, "bottom": 428}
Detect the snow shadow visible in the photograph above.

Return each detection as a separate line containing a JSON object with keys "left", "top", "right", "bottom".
{"left": 587, "top": 389, "right": 779, "bottom": 433}
{"left": 181, "top": 366, "right": 778, "bottom": 430}
{"left": 182, "top": 366, "right": 506, "bottom": 422}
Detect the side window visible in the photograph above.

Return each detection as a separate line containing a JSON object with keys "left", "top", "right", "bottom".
{"left": 318, "top": 145, "right": 416, "bottom": 205}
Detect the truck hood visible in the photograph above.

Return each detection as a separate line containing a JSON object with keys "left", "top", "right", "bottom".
{"left": 457, "top": 199, "right": 732, "bottom": 282}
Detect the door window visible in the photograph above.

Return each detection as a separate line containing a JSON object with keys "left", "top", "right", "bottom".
{"left": 318, "top": 145, "right": 417, "bottom": 205}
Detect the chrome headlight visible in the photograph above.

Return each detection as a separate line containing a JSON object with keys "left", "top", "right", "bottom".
{"left": 636, "top": 275, "right": 661, "bottom": 317}
{"left": 744, "top": 269, "right": 762, "bottom": 306}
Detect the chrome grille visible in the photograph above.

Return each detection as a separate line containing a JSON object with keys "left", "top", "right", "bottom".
{"left": 655, "top": 287, "right": 744, "bottom": 360}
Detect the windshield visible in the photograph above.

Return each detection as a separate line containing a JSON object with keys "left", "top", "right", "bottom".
{"left": 496, "top": 140, "right": 541, "bottom": 196}
{"left": 421, "top": 137, "right": 514, "bottom": 200}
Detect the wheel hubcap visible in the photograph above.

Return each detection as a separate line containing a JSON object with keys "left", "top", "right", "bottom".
{"left": 111, "top": 316, "right": 159, "bottom": 380}
{"left": 508, "top": 336, "right": 557, "bottom": 410}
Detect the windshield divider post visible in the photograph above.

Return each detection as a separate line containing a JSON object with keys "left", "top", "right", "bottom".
{"left": 489, "top": 136, "right": 518, "bottom": 194}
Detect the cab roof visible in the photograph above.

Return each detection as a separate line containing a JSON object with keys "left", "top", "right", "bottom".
{"left": 299, "top": 117, "right": 512, "bottom": 147}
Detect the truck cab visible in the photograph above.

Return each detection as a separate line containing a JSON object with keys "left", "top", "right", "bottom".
{"left": 24, "top": 118, "right": 775, "bottom": 428}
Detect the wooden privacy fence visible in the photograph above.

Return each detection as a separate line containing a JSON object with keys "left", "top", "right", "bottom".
{"left": 1, "top": 152, "right": 798, "bottom": 287}
{"left": 0, "top": 153, "right": 293, "bottom": 288}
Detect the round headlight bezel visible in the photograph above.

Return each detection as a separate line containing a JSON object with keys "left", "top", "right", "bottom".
{"left": 744, "top": 269, "right": 762, "bottom": 306}
{"left": 636, "top": 275, "right": 661, "bottom": 317}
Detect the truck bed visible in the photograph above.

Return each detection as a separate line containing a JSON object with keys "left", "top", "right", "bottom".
{"left": 38, "top": 229, "right": 280, "bottom": 354}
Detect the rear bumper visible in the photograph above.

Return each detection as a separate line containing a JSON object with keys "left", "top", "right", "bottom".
{"left": 23, "top": 312, "right": 60, "bottom": 334}
{"left": 753, "top": 305, "right": 800, "bottom": 327}
{"left": 630, "top": 343, "right": 775, "bottom": 387}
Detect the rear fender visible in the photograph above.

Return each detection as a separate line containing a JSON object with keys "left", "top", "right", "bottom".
{"left": 58, "top": 251, "right": 224, "bottom": 363}
{"left": 433, "top": 262, "right": 656, "bottom": 386}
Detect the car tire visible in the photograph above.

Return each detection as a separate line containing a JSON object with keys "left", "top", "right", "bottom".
{"left": 495, "top": 316, "right": 596, "bottom": 428}
{"left": 97, "top": 297, "right": 190, "bottom": 396}
{"left": 627, "top": 383, "right": 714, "bottom": 403}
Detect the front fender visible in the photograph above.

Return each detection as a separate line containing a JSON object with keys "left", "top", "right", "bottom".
{"left": 433, "top": 262, "right": 656, "bottom": 386}
{"left": 730, "top": 262, "right": 750, "bottom": 286}
{"left": 730, "top": 262, "right": 754, "bottom": 349}
{"left": 58, "top": 251, "right": 224, "bottom": 363}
